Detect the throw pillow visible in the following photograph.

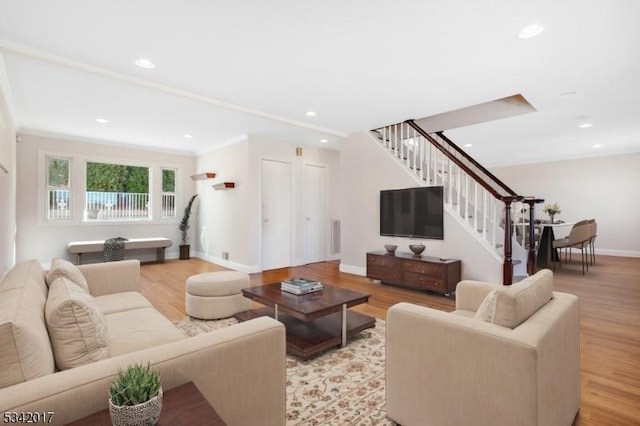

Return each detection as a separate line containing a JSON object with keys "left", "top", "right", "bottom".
{"left": 46, "top": 258, "right": 89, "bottom": 293}
{"left": 45, "top": 277, "right": 109, "bottom": 370}
{"left": 474, "top": 289, "right": 498, "bottom": 322}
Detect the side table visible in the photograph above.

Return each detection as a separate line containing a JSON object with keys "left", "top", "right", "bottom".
{"left": 66, "top": 382, "right": 226, "bottom": 425}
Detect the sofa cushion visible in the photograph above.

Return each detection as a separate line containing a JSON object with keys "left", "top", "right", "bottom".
{"left": 475, "top": 269, "right": 554, "bottom": 329}
{"left": 105, "top": 308, "right": 186, "bottom": 357}
{"left": 95, "top": 292, "right": 152, "bottom": 315}
{"left": 45, "top": 277, "right": 110, "bottom": 370}
{"left": 0, "top": 260, "right": 55, "bottom": 389}
{"left": 46, "top": 258, "right": 89, "bottom": 293}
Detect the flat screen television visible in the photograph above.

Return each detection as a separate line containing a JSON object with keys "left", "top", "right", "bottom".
{"left": 380, "top": 186, "right": 444, "bottom": 239}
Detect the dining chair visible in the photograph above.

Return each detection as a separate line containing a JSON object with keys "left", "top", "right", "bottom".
{"left": 588, "top": 219, "right": 597, "bottom": 265}
{"left": 552, "top": 223, "right": 591, "bottom": 274}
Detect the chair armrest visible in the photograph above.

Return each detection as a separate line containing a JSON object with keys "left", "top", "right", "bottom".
{"left": 0, "top": 317, "right": 286, "bottom": 426}
{"left": 454, "top": 280, "right": 499, "bottom": 312}
{"left": 78, "top": 260, "right": 141, "bottom": 296}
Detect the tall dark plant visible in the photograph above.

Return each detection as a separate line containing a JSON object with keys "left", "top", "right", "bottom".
{"left": 179, "top": 194, "right": 198, "bottom": 245}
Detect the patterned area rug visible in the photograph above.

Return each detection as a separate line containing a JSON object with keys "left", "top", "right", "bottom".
{"left": 173, "top": 316, "right": 394, "bottom": 426}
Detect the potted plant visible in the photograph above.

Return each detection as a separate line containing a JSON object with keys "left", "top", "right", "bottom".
{"left": 179, "top": 194, "right": 198, "bottom": 259}
{"left": 108, "top": 363, "right": 162, "bottom": 426}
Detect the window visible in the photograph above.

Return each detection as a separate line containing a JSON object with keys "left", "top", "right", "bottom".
{"left": 85, "top": 161, "right": 150, "bottom": 220}
{"left": 46, "top": 156, "right": 71, "bottom": 220}
{"left": 162, "top": 168, "right": 176, "bottom": 218}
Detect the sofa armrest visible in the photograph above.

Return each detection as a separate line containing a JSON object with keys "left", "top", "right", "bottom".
{"left": 0, "top": 317, "right": 286, "bottom": 426}
{"left": 78, "top": 260, "right": 141, "bottom": 296}
{"left": 454, "top": 280, "right": 499, "bottom": 312}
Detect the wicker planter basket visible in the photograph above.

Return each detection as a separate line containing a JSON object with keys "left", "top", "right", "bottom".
{"left": 108, "top": 389, "right": 163, "bottom": 426}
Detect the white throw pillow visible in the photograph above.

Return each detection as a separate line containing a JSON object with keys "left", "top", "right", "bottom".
{"left": 46, "top": 258, "right": 89, "bottom": 293}
{"left": 474, "top": 289, "right": 498, "bottom": 322}
{"left": 45, "top": 277, "right": 109, "bottom": 370}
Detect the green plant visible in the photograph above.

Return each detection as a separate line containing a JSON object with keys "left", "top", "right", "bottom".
{"left": 179, "top": 194, "right": 198, "bottom": 245}
{"left": 109, "top": 363, "right": 161, "bottom": 406}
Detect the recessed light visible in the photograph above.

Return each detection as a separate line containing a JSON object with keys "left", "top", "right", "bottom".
{"left": 579, "top": 123, "right": 593, "bottom": 129}
{"left": 463, "top": 143, "right": 473, "bottom": 148}
{"left": 560, "top": 91, "right": 576, "bottom": 97}
{"left": 183, "top": 134, "right": 193, "bottom": 139}
{"left": 593, "top": 144, "right": 604, "bottom": 148}
{"left": 518, "top": 24, "right": 544, "bottom": 39}
{"left": 134, "top": 58, "right": 155, "bottom": 69}
{"left": 95, "top": 118, "right": 109, "bottom": 124}
{"left": 320, "top": 139, "right": 328, "bottom": 143}
{"left": 305, "top": 111, "right": 317, "bottom": 117}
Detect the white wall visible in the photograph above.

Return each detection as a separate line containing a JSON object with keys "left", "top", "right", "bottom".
{"left": 0, "top": 87, "right": 16, "bottom": 276}
{"left": 195, "top": 134, "right": 341, "bottom": 272}
{"left": 492, "top": 153, "right": 640, "bottom": 257}
{"left": 194, "top": 138, "right": 252, "bottom": 270}
{"left": 339, "top": 132, "right": 501, "bottom": 282}
{"left": 16, "top": 133, "right": 196, "bottom": 265}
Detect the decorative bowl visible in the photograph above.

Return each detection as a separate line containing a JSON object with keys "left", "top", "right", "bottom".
{"left": 409, "top": 244, "right": 425, "bottom": 256}
{"left": 384, "top": 244, "right": 397, "bottom": 255}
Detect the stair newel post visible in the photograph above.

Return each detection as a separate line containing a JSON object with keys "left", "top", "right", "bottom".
{"left": 523, "top": 197, "right": 545, "bottom": 276}
{"left": 502, "top": 197, "right": 515, "bottom": 285}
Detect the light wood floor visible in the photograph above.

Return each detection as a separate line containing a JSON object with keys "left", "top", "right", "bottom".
{"left": 140, "top": 255, "right": 640, "bottom": 426}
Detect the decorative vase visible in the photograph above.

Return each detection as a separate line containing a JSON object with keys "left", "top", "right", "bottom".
{"left": 109, "top": 389, "right": 163, "bottom": 426}
{"left": 550, "top": 214, "right": 556, "bottom": 223}
{"left": 409, "top": 244, "right": 425, "bottom": 257}
{"left": 384, "top": 244, "right": 397, "bottom": 255}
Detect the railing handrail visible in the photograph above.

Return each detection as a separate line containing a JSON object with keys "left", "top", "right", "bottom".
{"left": 403, "top": 120, "right": 523, "bottom": 204}
{"left": 434, "top": 131, "right": 519, "bottom": 197}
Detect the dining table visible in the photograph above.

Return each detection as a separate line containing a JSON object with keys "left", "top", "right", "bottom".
{"left": 536, "top": 221, "right": 574, "bottom": 269}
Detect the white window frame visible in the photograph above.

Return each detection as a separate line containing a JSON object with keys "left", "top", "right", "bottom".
{"left": 161, "top": 167, "right": 177, "bottom": 219}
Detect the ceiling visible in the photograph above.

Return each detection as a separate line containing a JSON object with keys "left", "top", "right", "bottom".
{"left": 1, "top": 0, "right": 639, "bottom": 167}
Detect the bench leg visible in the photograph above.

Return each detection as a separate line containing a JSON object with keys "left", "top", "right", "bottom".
{"left": 157, "top": 247, "right": 166, "bottom": 263}
{"left": 76, "top": 253, "right": 82, "bottom": 265}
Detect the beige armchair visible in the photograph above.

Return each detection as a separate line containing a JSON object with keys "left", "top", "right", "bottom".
{"left": 386, "top": 270, "right": 580, "bottom": 426}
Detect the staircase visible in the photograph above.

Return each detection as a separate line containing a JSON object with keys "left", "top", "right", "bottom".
{"left": 370, "top": 120, "right": 544, "bottom": 284}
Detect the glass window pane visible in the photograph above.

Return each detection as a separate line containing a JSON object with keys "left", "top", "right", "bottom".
{"left": 85, "top": 161, "right": 150, "bottom": 221}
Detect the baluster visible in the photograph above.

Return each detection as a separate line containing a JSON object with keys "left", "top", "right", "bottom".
{"left": 455, "top": 164, "right": 461, "bottom": 216}
{"left": 474, "top": 183, "right": 479, "bottom": 232}
{"left": 411, "top": 129, "right": 422, "bottom": 176}
{"left": 465, "top": 174, "right": 470, "bottom": 223}
{"left": 491, "top": 198, "right": 498, "bottom": 249}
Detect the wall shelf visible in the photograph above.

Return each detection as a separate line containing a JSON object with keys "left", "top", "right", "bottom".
{"left": 191, "top": 172, "right": 216, "bottom": 181}
{"left": 212, "top": 182, "right": 235, "bottom": 190}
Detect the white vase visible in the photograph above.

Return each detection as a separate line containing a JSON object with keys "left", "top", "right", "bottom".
{"left": 109, "top": 389, "right": 163, "bottom": 426}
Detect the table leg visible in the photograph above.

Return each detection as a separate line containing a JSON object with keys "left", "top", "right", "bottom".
{"left": 274, "top": 304, "right": 278, "bottom": 321}
{"left": 341, "top": 303, "right": 347, "bottom": 346}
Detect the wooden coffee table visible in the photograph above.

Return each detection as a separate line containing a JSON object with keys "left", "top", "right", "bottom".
{"left": 235, "top": 283, "right": 376, "bottom": 359}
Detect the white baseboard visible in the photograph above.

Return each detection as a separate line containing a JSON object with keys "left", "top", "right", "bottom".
{"left": 592, "top": 248, "right": 640, "bottom": 258}
{"left": 339, "top": 263, "right": 367, "bottom": 276}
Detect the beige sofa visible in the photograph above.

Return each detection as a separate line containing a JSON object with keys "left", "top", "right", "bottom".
{"left": 0, "top": 259, "right": 286, "bottom": 426}
{"left": 386, "top": 269, "right": 580, "bottom": 426}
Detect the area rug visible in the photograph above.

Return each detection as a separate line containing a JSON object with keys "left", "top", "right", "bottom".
{"left": 173, "top": 316, "right": 394, "bottom": 426}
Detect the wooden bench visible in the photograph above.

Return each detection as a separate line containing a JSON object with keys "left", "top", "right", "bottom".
{"left": 66, "top": 237, "right": 173, "bottom": 264}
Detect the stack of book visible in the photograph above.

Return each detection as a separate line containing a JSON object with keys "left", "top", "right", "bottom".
{"left": 281, "top": 277, "right": 323, "bottom": 295}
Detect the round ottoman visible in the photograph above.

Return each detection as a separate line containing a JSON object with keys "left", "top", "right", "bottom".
{"left": 185, "top": 271, "right": 251, "bottom": 319}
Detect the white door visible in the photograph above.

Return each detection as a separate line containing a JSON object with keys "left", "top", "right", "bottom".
{"left": 261, "top": 159, "right": 292, "bottom": 270}
{"left": 304, "top": 164, "right": 327, "bottom": 264}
